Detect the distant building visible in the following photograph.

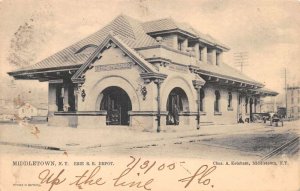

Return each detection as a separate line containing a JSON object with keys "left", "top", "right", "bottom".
{"left": 261, "top": 96, "right": 283, "bottom": 113}
{"left": 0, "top": 76, "right": 48, "bottom": 116}
{"left": 287, "top": 85, "right": 300, "bottom": 119}
{"left": 8, "top": 15, "right": 277, "bottom": 130}
{"left": 261, "top": 101, "right": 276, "bottom": 113}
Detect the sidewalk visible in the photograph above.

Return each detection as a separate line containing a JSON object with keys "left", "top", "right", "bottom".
{"left": 0, "top": 122, "right": 288, "bottom": 151}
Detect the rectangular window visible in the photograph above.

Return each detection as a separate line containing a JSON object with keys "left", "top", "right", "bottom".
{"left": 216, "top": 52, "right": 220, "bottom": 65}
{"left": 177, "top": 39, "right": 184, "bottom": 51}
{"left": 199, "top": 47, "right": 203, "bottom": 61}
{"left": 207, "top": 48, "right": 213, "bottom": 64}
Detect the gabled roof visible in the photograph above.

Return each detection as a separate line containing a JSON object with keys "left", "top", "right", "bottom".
{"left": 8, "top": 14, "right": 269, "bottom": 92}
{"left": 142, "top": 18, "right": 229, "bottom": 50}
{"left": 9, "top": 15, "right": 158, "bottom": 74}
{"left": 72, "top": 34, "right": 159, "bottom": 82}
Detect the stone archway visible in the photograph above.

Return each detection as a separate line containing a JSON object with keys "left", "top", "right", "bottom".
{"left": 161, "top": 76, "right": 196, "bottom": 112}
{"left": 99, "top": 86, "right": 132, "bottom": 125}
{"left": 79, "top": 75, "right": 140, "bottom": 112}
{"left": 166, "top": 87, "right": 189, "bottom": 125}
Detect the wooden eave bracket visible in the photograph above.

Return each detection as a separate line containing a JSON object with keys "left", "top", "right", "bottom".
{"left": 140, "top": 73, "right": 167, "bottom": 84}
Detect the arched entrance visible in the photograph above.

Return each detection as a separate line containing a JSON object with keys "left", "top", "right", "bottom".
{"left": 166, "top": 87, "right": 189, "bottom": 125}
{"left": 100, "top": 86, "right": 132, "bottom": 125}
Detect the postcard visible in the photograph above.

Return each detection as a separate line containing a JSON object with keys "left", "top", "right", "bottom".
{"left": 0, "top": 0, "right": 299, "bottom": 190}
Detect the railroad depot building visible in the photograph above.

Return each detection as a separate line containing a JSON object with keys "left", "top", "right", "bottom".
{"left": 8, "top": 15, "right": 277, "bottom": 131}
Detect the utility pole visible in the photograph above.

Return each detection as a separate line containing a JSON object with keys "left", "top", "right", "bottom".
{"left": 284, "top": 68, "right": 288, "bottom": 118}
{"left": 234, "top": 52, "right": 248, "bottom": 73}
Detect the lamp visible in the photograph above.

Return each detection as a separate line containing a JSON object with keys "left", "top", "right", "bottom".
{"left": 81, "top": 89, "right": 86, "bottom": 102}
{"left": 141, "top": 86, "right": 147, "bottom": 100}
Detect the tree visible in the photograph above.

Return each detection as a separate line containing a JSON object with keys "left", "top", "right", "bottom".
{"left": 8, "top": 3, "right": 54, "bottom": 68}
{"left": 8, "top": 21, "right": 36, "bottom": 67}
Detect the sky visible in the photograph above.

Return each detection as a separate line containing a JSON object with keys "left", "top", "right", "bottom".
{"left": 0, "top": 0, "right": 299, "bottom": 97}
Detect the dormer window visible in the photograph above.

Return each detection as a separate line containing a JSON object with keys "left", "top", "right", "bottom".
{"left": 207, "top": 48, "right": 213, "bottom": 64}
{"left": 199, "top": 46, "right": 206, "bottom": 61}
{"left": 199, "top": 47, "right": 202, "bottom": 61}
{"left": 178, "top": 38, "right": 184, "bottom": 51}
{"left": 216, "top": 51, "right": 222, "bottom": 66}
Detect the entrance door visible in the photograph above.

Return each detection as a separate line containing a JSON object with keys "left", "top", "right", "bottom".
{"left": 100, "top": 87, "right": 132, "bottom": 125}
{"left": 166, "top": 87, "right": 188, "bottom": 125}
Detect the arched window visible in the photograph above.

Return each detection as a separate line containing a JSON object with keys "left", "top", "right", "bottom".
{"left": 238, "top": 95, "right": 242, "bottom": 105}
{"left": 228, "top": 92, "right": 232, "bottom": 108}
{"left": 254, "top": 98, "right": 258, "bottom": 113}
{"left": 214, "top": 90, "right": 221, "bottom": 112}
{"left": 245, "top": 97, "right": 248, "bottom": 113}
{"left": 200, "top": 89, "right": 205, "bottom": 112}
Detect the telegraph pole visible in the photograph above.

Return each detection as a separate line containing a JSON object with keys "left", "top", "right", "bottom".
{"left": 284, "top": 68, "right": 288, "bottom": 118}
{"left": 234, "top": 52, "right": 248, "bottom": 73}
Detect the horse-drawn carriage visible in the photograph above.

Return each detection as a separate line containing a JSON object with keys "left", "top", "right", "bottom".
{"left": 261, "top": 113, "right": 284, "bottom": 127}
{"left": 251, "top": 112, "right": 284, "bottom": 126}
{"left": 268, "top": 113, "right": 284, "bottom": 127}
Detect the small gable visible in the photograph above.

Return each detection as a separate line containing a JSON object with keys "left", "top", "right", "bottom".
{"left": 71, "top": 34, "right": 158, "bottom": 82}
{"left": 90, "top": 43, "right": 141, "bottom": 73}
{"left": 93, "top": 44, "right": 132, "bottom": 66}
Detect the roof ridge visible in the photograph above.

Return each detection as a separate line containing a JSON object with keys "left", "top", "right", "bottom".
{"left": 111, "top": 14, "right": 137, "bottom": 40}
{"left": 142, "top": 17, "right": 174, "bottom": 24}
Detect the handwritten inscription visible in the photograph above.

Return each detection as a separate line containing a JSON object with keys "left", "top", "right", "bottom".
{"left": 178, "top": 165, "right": 216, "bottom": 188}
{"left": 94, "top": 62, "right": 132, "bottom": 72}
{"left": 69, "top": 166, "right": 106, "bottom": 189}
{"left": 38, "top": 169, "right": 66, "bottom": 191}
{"left": 37, "top": 156, "right": 217, "bottom": 191}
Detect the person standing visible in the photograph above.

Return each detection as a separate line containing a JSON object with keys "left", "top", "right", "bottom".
{"left": 173, "top": 104, "right": 179, "bottom": 125}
